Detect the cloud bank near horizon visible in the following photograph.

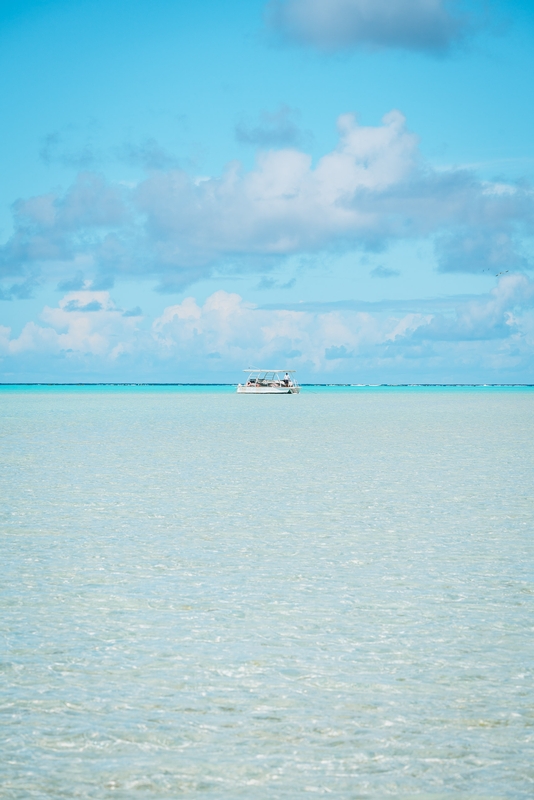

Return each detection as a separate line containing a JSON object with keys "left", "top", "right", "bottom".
{"left": 266, "top": 0, "right": 475, "bottom": 54}
{"left": 1, "top": 275, "right": 533, "bottom": 381}
{"left": 1, "top": 110, "right": 532, "bottom": 297}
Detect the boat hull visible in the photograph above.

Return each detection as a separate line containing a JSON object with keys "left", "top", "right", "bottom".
{"left": 237, "top": 385, "right": 300, "bottom": 394}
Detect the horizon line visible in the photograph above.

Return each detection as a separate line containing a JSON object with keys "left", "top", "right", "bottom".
{"left": 1, "top": 383, "right": 534, "bottom": 388}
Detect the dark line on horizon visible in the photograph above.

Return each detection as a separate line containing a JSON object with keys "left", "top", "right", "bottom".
{"left": 1, "top": 383, "right": 533, "bottom": 388}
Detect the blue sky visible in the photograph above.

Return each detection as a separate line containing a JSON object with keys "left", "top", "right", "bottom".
{"left": 1, "top": 0, "right": 534, "bottom": 382}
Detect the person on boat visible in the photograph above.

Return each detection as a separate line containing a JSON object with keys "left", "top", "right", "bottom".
{"left": 284, "top": 372, "right": 291, "bottom": 386}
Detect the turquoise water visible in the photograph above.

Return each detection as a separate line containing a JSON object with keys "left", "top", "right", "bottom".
{"left": 1, "top": 387, "right": 533, "bottom": 798}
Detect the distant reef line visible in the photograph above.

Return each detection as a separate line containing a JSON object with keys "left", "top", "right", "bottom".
{"left": 1, "top": 383, "right": 533, "bottom": 388}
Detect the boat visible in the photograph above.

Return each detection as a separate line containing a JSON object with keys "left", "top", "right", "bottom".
{"left": 237, "top": 369, "right": 300, "bottom": 394}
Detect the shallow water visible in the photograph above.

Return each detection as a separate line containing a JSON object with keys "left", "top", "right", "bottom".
{"left": 1, "top": 387, "right": 533, "bottom": 798}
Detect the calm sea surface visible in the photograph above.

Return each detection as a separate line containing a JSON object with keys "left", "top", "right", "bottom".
{"left": 1, "top": 386, "right": 533, "bottom": 799}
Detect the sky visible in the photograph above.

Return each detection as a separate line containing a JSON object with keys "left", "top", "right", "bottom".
{"left": 1, "top": 0, "right": 534, "bottom": 383}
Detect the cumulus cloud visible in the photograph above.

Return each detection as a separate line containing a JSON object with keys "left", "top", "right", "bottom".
{"left": 410, "top": 273, "right": 534, "bottom": 341}
{"left": 0, "top": 173, "right": 131, "bottom": 286}
{"left": 134, "top": 110, "right": 533, "bottom": 280}
{"left": 150, "top": 278, "right": 534, "bottom": 371}
{"left": 2, "top": 278, "right": 534, "bottom": 380}
{"left": 267, "top": 0, "right": 473, "bottom": 54}
{"left": 151, "top": 289, "right": 405, "bottom": 370}
{"left": 0, "top": 291, "right": 141, "bottom": 360}
{"left": 2, "top": 111, "right": 533, "bottom": 293}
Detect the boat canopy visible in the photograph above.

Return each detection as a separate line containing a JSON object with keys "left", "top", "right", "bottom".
{"left": 242, "top": 368, "right": 299, "bottom": 385}
{"left": 243, "top": 369, "right": 296, "bottom": 373}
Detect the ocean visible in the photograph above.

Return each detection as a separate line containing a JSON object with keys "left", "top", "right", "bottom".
{"left": 1, "top": 386, "right": 533, "bottom": 798}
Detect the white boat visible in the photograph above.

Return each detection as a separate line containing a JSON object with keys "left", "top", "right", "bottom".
{"left": 237, "top": 369, "right": 300, "bottom": 394}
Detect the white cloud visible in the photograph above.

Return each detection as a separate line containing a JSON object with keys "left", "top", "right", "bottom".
{"left": 1, "top": 278, "right": 534, "bottom": 381}
{"left": 411, "top": 273, "right": 534, "bottom": 341}
{"left": 267, "top": 0, "right": 474, "bottom": 53}
{"left": 1, "top": 111, "right": 533, "bottom": 292}
{"left": 136, "top": 110, "right": 533, "bottom": 283}
{"left": 150, "top": 278, "right": 534, "bottom": 374}
{"left": 0, "top": 291, "right": 141, "bottom": 359}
